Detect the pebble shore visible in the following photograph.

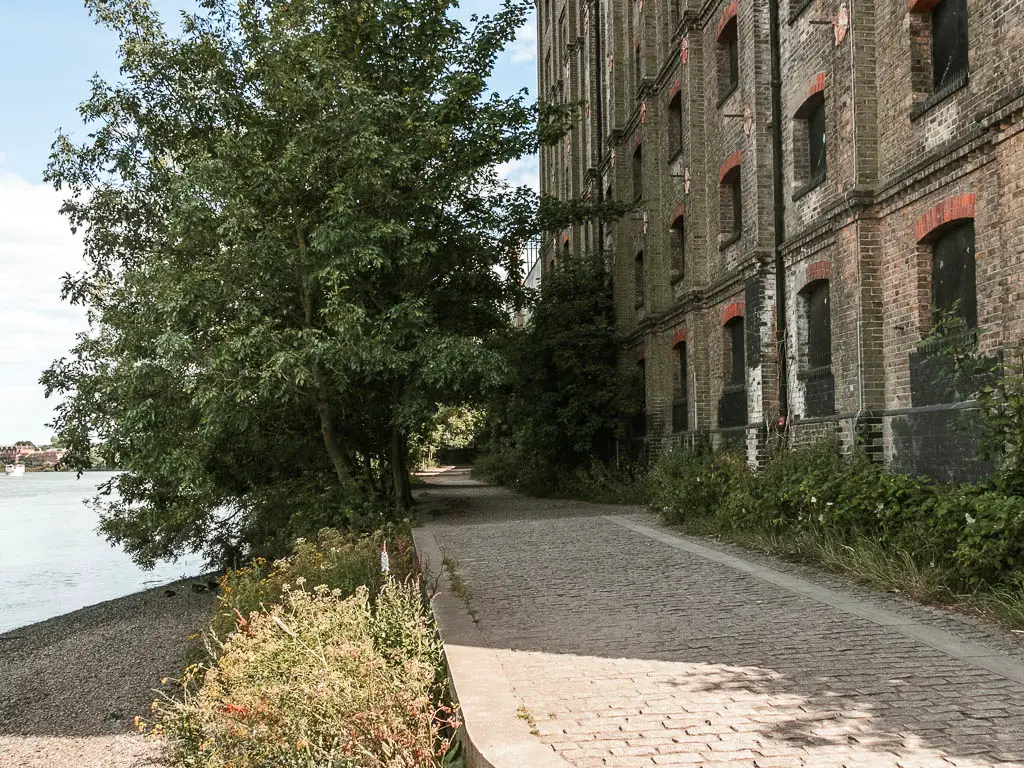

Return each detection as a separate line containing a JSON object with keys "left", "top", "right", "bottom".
{"left": 0, "top": 578, "right": 215, "bottom": 767}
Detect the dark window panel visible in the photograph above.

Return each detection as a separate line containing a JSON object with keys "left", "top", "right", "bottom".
{"left": 806, "top": 281, "right": 832, "bottom": 368}
{"left": 932, "top": 220, "right": 977, "bottom": 329}
{"left": 932, "top": 0, "right": 968, "bottom": 91}
{"left": 807, "top": 100, "right": 826, "bottom": 180}
{"left": 728, "top": 318, "right": 745, "bottom": 387}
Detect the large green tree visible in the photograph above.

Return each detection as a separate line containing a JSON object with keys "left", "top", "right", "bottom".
{"left": 43, "top": 0, "right": 536, "bottom": 566}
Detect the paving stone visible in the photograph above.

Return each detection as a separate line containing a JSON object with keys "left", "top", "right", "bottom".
{"left": 423, "top": 486, "right": 1024, "bottom": 768}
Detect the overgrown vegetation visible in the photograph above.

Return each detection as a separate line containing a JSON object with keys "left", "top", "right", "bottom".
{"left": 648, "top": 440, "right": 1024, "bottom": 626}
{"left": 142, "top": 528, "right": 463, "bottom": 767}
{"left": 476, "top": 252, "right": 638, "bottom": 496}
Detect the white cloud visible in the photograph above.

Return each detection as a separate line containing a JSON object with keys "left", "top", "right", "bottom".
{"left": 507, "top": 19, "right": 537, "bottom": 65}
{"left": 0, "top": 171, "right": 87, "bottom": 443}
{"left": 497, "top": 155, "right": 540, "bottom": 193}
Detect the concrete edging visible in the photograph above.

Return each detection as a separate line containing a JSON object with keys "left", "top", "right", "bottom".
{"left": 412, "top": 526, "right": 573, "bottom": 768}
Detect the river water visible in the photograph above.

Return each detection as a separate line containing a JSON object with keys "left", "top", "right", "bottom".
{"left": 0, "top": 471, "right": 205, "bottom": 633}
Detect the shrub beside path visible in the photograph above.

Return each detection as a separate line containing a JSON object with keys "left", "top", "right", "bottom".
{"left": 415, "top": 470, "right": 1024, "bottom": 768}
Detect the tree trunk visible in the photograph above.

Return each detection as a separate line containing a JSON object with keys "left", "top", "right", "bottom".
{"left": 317, "top": 391, "right": 352, "bottom": 486}
{"left": 295, "top": 219, "right": 351, "bottom": 488}
{"left": 390, "top": 425, "right": 414, "bottom": 511}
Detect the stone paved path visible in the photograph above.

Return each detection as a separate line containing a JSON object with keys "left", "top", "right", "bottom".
{"left": 417, "top": 479, "right": 1024, "bottom": 768}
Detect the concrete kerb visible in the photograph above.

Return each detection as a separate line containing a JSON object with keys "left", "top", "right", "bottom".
{"left": 411, "top": 525, "right": 573, "bottom": 768}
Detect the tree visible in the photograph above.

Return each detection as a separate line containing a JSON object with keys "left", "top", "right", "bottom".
{"left": 479, "top": 251, "right": 635, "bottom": 493}
{"left": 43, "top": 0, "right": 536, "bottom": 566}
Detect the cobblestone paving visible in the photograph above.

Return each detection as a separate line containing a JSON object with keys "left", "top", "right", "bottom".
{"left": 421, "top": 484, "right": 1024, "bottom": 768}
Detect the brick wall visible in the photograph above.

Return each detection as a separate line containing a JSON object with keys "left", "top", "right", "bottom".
{"left": 538, "top": 0, "right": 1024, "bottom": 480}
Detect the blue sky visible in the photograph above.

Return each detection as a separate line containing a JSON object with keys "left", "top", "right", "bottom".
{"left": 0, "top": 0, "right": 537, "bottom": 445}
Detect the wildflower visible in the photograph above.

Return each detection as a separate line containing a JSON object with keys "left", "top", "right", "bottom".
{"left": 295, "top": 576, "right": 306, "bottom": 587}
{"left": 965, "top": 512, "right": 976, "bottom": 525}
{"left": 810, "top": 496, "right": 817, "bottom": 504}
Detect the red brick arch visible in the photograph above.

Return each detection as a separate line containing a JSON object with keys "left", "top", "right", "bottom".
{"left": 719, "top": 150, "right": 742, "bottom": 183}
{"left": 672, "top": 329, "right": 687, "bottom": 347}
{"left": 915, "top": 194, "right": 976, "bottom": 243}
{"left": 721, "top": 301, "right": 745, "bottom": 325}
{"left": 667, "top": 79, "right": 681, "bottom": 103}
{"left": 794, "top": 73, "right": 826, "bottom": 118}
{"left": 716, "top": 0, "right": 738, "bottom": 40}
{"left": 804, "top": 260, "right": 831, "bottom": 286}
{"left": 908, "top": 0, "right": 941, "bottom": 12}
{"left": 669, "top": 202, "right": 686, "bottom": 224}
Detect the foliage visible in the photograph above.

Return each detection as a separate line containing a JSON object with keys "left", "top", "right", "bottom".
{"left": 409, "top": 405, "right": 485, "bottom": 470}
{"left": 210, "top": 527, "right": 417, "bottom": 646}
{"left": 142, "top": 580, "right": 458, "bottom": 768}
{"left": 646, "top": 440, "right": 748, "bottom": 523}
{"left": 648, "top": 440, "right": 1024, "bottom": 592}
{"left": 42, "top": 0, "right": 539, "bottom": 566}
{"left": 477, "top": 252, "right": 634, "bottom": 494}
{"left": 924, "top": 311, "right": 1024, "bottom": 495}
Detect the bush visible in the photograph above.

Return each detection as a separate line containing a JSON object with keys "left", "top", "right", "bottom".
{"left": 144, "top": 580, "right": 458, "bottom": 768}
{"left": 646, "top": 442, "right": 748, "bottom": 524}
{"left": 648, "top": 440, "right": 1024, "bottom": 592}
{"left": 211, "top": 527, "right": 418, "bottom": 647}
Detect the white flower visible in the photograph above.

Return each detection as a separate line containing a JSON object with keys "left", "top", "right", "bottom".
{"left": 826, "top": 502, "right": 833, "bottom": 507}
{"left": 965, "top": 512, "right": 976, "bottom": 525}
{"left": 810, "top": 496, "right": 817, "bottom": 504}
{"left": 295, "top": 576, "right": 307, "bottom": 587}
{"left": 818, "top": 514, "right": 825, "bottom": 523}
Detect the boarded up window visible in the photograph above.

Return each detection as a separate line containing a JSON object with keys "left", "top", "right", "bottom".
{"left": 726, "top": 317, "right": 745, "bottom": 387}
{"left": 667, "top": 93, "right": 683, "bottom": 158}
{"left": 932, "top": 220, "right": 977, "bottom": 329}
{"left": 806, "top": 280, "right": 832, "bottom": 368}
{"left": 932, "top": 0, "right": 968, "bottom": 91}
{"left": 632, "top": 145, "right": 643, "bottom": 201}
{"left": 634, "top": 251, "right": 645, "bottom": 306}
{"left": 670, "top": 216, "right": 685, "bottom": 276}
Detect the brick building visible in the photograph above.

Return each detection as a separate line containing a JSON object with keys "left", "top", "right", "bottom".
{"left": 538, "top": 0, "right": 1024, "bottom": 479}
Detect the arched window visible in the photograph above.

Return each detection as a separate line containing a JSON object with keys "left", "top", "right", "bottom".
{"left": 725, "top": 317, "right": 745, "bottom": 387}
{"left": 632, "top": 144, "right": 643, "bottom": 201}
{"left": 803, "top": 280, "right": 832, "bottom": 369}
{"left": 673, "top": 341, "right": 689, "bottom": 432}
{"left": 932, "top": 220, "right": 976, "bottom": 330}
{"left": 717, "top": 16, "right": 739, "bottom": 103}
{"left": 669, "top": 216, "right": 685, "bottom": 277}
{"left": 720, "top": 166, "right": 742, "bottom": 241}
{"left": 634, "top": 251, "right": 645, "bottom": 307}
{"left": 793, "top": 85, "right": 826, "bottom": 195}
{"left": 667, "top": 93, "right": 683, "bottom": 159}
{"left": 932, "top": 0, "right": 968, "bottom": 92}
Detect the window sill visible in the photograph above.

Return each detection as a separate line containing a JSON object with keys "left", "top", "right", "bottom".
{"left": 787, "top": 0, "right": 814, "bottom": 24}
{"left": 792, "top": 172, "right": 826, "bottom": 202}
{"left": 718, "top": 230, "right": 742, "bottom": 250}
{"left": 911, "top": 69, "right": 969, "bottom": 121}
{"left": 716, "top": 84, "right": 738, "bottom": 109}
{"left": 797, "top": 364, "right": 833, "bottom": 381}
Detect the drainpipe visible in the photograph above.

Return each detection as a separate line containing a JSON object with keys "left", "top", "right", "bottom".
{"left": 768, "top": 0, "right": 788, "bottom": 422}
{"left": 594, "top": 0, "right": 605, "bottom": 259}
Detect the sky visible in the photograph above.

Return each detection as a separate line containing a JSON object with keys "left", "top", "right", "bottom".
{"left": 0, "top": 0, "right": 538, "bottom": 446}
